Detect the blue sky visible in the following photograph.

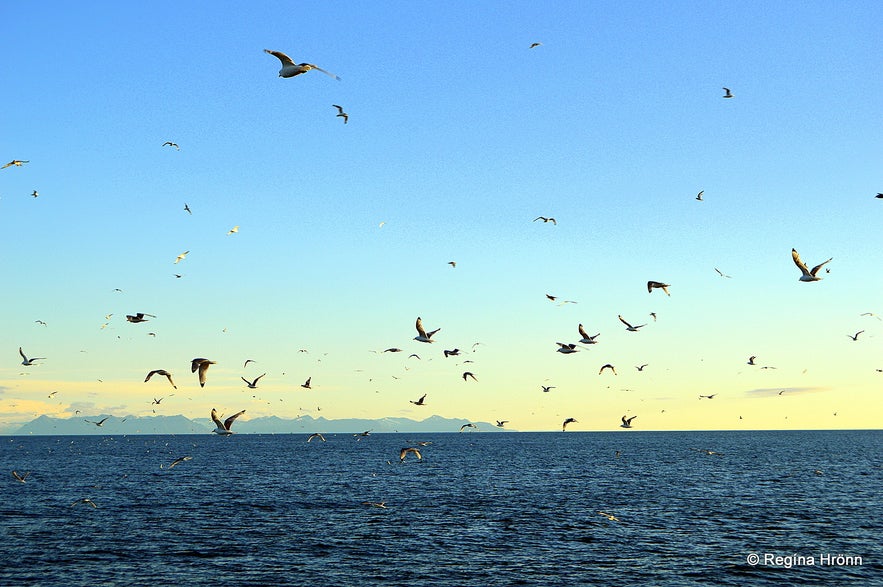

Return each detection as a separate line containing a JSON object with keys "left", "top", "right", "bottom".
{"left": 1, "top": 1, "right": 880, "bottom": 433}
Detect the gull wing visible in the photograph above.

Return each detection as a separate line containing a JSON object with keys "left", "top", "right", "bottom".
{"left": 306, "top": 64, "right": 341, "bottom": 80}
{"left": 415, "top": 317, "right": 428, "bottom": 339}
{"left": 578, "top": 324, "right": 589, "bottom": 339}
{"left": 264, "top": 49, "right": 295, "bottom": 67}
{"left": 618, "top": 315, "right": 633, "bottom": 329}
{"left": 791, "top": 249, "right": 811, "bottom": 276}
{"left": 224, "top": 410, "right": 246, "bottom": 430}
{"left": 19, "top": 347, "right": 27, "bottom": 362}
{"left": 211, "top": 408, "right": 225, "bottom": 429}
{"left": 810, "top": 257, "right": 833, "bottom": 276}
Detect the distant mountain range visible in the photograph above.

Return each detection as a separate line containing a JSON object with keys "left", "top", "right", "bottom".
{"left": 9, "top": 414, "right": 510, "bottom": 435}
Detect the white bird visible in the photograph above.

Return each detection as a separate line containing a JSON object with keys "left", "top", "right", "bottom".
{"left": 12, "top": 471, "right": 30, "bottom": 483}
{"left": 414, "top": 317, "right": 440, "bottom": 343}
{"left": 174, "top": 250, "right": 189, "bottom": 264}
{"left": 1, "top": 160, "right": 28, "bottom": 169}
{"left": 191, "top": 358, "right": 216, "bottom": 387}
{"left": 241, "top": 373, "right": 266, "bottom": 389}
{"left": 264, "top": 49, "right": 340, "bottom": 80}
{"left": 620, "top": 415, "right": 637, "bottom": 429}
{"left": 792, "top": 248, "right": 832, "bottom": 282}
{"left": 71, "top": 498, "right": 98, "bottom": 508}
{"left": 227, "top": 225, "right": 239, "bottom": 236}
{"left": 399, "top": 447, "right": 423, "bottom": 462}
{"left": 556, "top": 342, "right": 579, "bottom": 354}
{"left": 307, "top": 433, "right": 326, "bottom": 442}
{"left": 598, "top": 511, "right": 620, "bottom": 522}
{"left": 647, "top": 281, "right": 671, "bottom": 295}
{"left": 163, "top": 456, "right": 192, "bottom": 469}
{"left": 211, "top": 408, "right": 245, "bottom": 435}
{"left": 459, "top": 423, "right": 477, "bottom": 432}
{"left": 144, "top": 369, "right": 176, "bottom": 389}
{"left": 578, "top": 324, "right": 600, "bottom": 344}
{"left": 18, "top": 347, "right": 45, "bottom": 366}
{"left": 618, "top": 315, "right": 646, "bottom": 332}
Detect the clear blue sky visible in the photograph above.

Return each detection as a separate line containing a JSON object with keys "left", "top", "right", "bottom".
{"left": 1, "top": 1, "right": 880, "bottom": 432}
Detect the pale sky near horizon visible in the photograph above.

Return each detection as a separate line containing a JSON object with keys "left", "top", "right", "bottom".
{"left": 1, "top": 1, "right": 880, "bottom": 433}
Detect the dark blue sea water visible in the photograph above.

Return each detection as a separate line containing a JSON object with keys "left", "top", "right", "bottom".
{"left": 1, "top": 430, "right": 880, "bottom": 586}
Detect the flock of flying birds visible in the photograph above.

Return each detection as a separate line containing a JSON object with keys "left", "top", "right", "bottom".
{"left": 3, "top": 43, "right": 881, "bottom": 451}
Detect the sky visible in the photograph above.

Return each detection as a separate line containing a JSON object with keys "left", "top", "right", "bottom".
{"left": 1, "top": 1, "right": 880, "bottom": 433}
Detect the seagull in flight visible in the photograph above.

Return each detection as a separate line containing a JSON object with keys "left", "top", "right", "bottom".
{"left": 578, "top": 324, "right": 600, "bottom": 344}
{"left": 18, "top": 347, "right": 45, "bottom": 366}
{"left": 307, "top": 433, "right": 326, "bottom": 442}
{"left": 71, "top": 498, "right": 98, "bottom": 508}
{"left": 459, "top": 423, "right": 477, "bottom": 432}
{"left": 1, "top": 160, "right": 28, "bottom": 169}
{"left": 241, "top": 373, "right": 266, "bottom": 389}
{"left": 300, "top": 377, "right": 312, "bottom": 389}
{"left": 635, "top": 364, "right": 648, "bottom": 372}
{"left": 599, "top": 364, "right": 617, "bottom": 376}
{"left": 618, "top": 315, "right": 646, "bottom": 332}
{"left": 462, "top": 371, "right": 477, "bottom": 382}
{"left": 698, "top": 394, "right": 717, "bottom": 400}
{"left": 414, "top": 317, "right": 440, "bottom": 343}
{"left": 747, "top": 356, "right": 757, "bottom": 365}
{"left": 447, "top": 261, "right": 456, "bottom": 268}
{"left": 174, "top": 250, "right": 189, "bottom": 264}
{"left": 647, "top": 281, "right": 671, "bottom": 296}
{"left": 184, "top": 203, "right": 192, "bottom": 214}
{"left": 534, "top": 216, "right": 557, "bottom": 225}
{"left": 409, "top": 394, "right": 427, "bottom": 406}
{"left": 714, "top": 267, "right": 732, "bottom": 278}
{"left": 556, "top": 342, "right": 579, "bottom": 354}
{"left": 496, "top": 420, "right": 509, "bottom": 428}
{"left": 847, "top": 331, "right": 864, "bottom": 341}
{"left": 332, "top": 104, "right": 348, "bottom": 124}
{"left": 162, "top": 141, "right": 180, "bottom": 150}
{"left": 85, "top": 417, "right": 110, "bottom": 427}
{"left": 620, "top": 415, "right": 636, "bottom": 429}
{"left": 211, "top": 408, "right": 245, "bottom": 435}
{"left": 191, "top": 358, "right": 216, "bottom": 387}
{"left": 162, "top": 456, "right": 192, "bottom": 469}
{"left": 696, "top": 190, "right": 704, "bottom": 201}
{"left": 264, "top": 49, "right": 340, "bottom": 80}
{"left": 529, "top": 42, "right": 542, "bottom": 48}
{"left": 443, "top": 348, "right": 460, "bottom": 357}
{"left": 722, "top": 87, "right": 733, "bottom": 98}
{"left": 541, "top": 385, "right": 555, "bottom": 393}
{"left": 11, "top": 471, "right": 30, "bottom": 483}
{"left": 227, "top": 225, "right": 239, "bottom": 236}
{"left": 126, "top": 313, "right": 155, "bottom": 323}
{"left": 399, "top": 447, "right": 422, "bottom": 462}
{"left": 791, "top": 248, "right": 832, "bottom": 282}
{"left": 144, "top": 369, "right": 176, "bottom": 388}
{"left": 562, "top": 417, "right": 578, "bottom": 431}
{"left": 597, "top": 511, "right": 620, "bottom": 522}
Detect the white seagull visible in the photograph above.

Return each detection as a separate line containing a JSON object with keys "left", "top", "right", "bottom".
{"left": 414, "top": 317, "right": 440, "bottom": 343}
{"left": 578, "top": 324, "right": 600, "bottom": 344}
{"left": 556, "top": 342, "right": 579, "bottom": 354}
{"left": 241, "top": 373, "right": 266, "bottom": 389}
{"left": 144, "top": 369, "right": 176, "bottom": 388}
{"left": 18, "top": 347, "right": 45, "bottom": 366}
{"left": 211, "top": 408, "right": 245, "bottom": 435}
{"left": 191, "top": 358, "right": 216, "bottom": 387}
{"left": 647, "top": 281, "right": 671, "bottom": 295}
{"left": 618, "top": 315, "right": 646, "bottom": 332}
{"left": 264, "top": 49, "right": 340, "bottom": 80}
{"left": 620, "top": 415, "right": 637, "bottom": 429}
{"left": 791, "top": 248, "right": 832, "bottom": 282}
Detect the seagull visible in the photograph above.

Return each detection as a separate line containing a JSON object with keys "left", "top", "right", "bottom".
{"left": 227, "top": 225, "right": 239, "bottom": 236}
{"left": 409, "top": 394, "right": 427, "bottom": 406}
{"left": 85, "top": 417, "right": 110, "bottom": 427}
{"left": 447, "top": 261, "right": 456, "bottom": 268}
{"left": 620, "top": 415, "right": 637, "bottom": 429}
{"left": 529, "top": 42, "right": 542, "bottom": 48}
{"left": 211, "top": 408, "right": 245, "bottom": 435}
{"left": 35, "top": 320, "right": 46, "bottom": 328}
{"left": 556, "top": 342, "right": 579, "bottom": 354}
{"left": 698, "top": 394, "right": 717, "bottom": 400}
{"left": 597, "top": 511, "right": 620, "bottom": 522}
{"left": 174, "top": 250, "right": 189, "bottom": 264}
{"left": 408, "top": 353, "right": 421, "bottom": 360}
{"left": 162, "top": 141, "right": 180, "bottom": 150}
{"left": 691, "top": 448, "right": 723, "bottom": 456}
{"left": 11, "top": 471, "right": 30, "bottom": 483}
{"left": 307, "top": 433, "right": 326, "bottom": 442}
{"left": 696, "top": 190, "right": 704, "bottom": 201}
{"left": 362, "top": 501, "right": 387, "bottom": 508}
{"left": 534, "top": 216, "right": 557, "bottom": 224}
{"left": 792, "top": 248, "right": 832, "bottom": 282}
{"left": 847, "top": 331, "right": 865, "bottom": 341}
{"left": 1, "top": 160, "right": 28, "bottom": 169}
{"left": 18, "top": 347, "right": 45, "bottom": 366}
{"left": 541, "top": 385, "right": 555, "bottom": 393}
{"left": 618, "top": 315, "right": 646, "bottom": 332}
{"left": 332, "top": 104, "right": 348, "bottom": 124}
{"left": 152, "top": 397, "right": 164, "bottom": 405}
{"left": 71, "top": 498, "right": 98, "bottom": 508}
{"left": 496, "top": 420, "right": 509, "bottom": 428}
{"left": 443, "top": 349, "right": 460, "bottom": 357}
{"left": 383, "top": 348, "right": 403, "bottom": 353}
{"left": 714, "top": 267, "right": 732, "bottom": 278}
{"left": 459, "top": 423, "right": 477, "bottom": 432}
{"left": 144, "top": 369, "right": 176, "bottom": 388}
{"left": 399, "top": 447, "right": 422, "bottom": 462}
{"left": 562, "top": 418, "right": 578, "bottom": 431}
{"left": 301, "top": 377, "right": 312, "bottom": 389}
{"left": 126, "top": 313, "right": 155, "bottom": 323}
{"left": 647, "top": 281, "right": 671, "bottom": 295}
{"left": 860, "top": 312, "right": 882, "bottom": 321}
{"left": 649, "top": 312, "right": 657, "bottom": 322}
{"left": 243, "top": 359, "right": 256, "bottom": 368}
{"left": 163, "top": 456, "right": 192, "bottom": 469}
{"left": 722, "top": 87, "right": 733, "bottom": 98}
{"left": 31, "top": 190, "right": 39, "bottom": 198}
{"left": 578, "top": 324, "right": 600, "bottom": 344}
{"left": 414, "top": 317, "right": 440, "bottom": 343}
{"left": 546, "top": 294, "right": 557, "bottom": 301}
{"left": 462, "top": 371, "right": 477, "bottom": 382}
{"left": 635, "top": 364, "right": 648, "bottom": 371}
{"left": 747, "top": 356, "right": 757, "bottom": 365}
{"left": 241, "top": 373, "right": 266, "bottom": 389}
{"left": 191, "top": 358, "right": 216, "bottom": 387}
{"left": 599, "top": 364, "right": 617, "bottom": 376}
{"left": 264, "top": 49, "right": 340, "bottom": 80}
{"left": 184, "top": 203, "right": 192, "bottom": 214}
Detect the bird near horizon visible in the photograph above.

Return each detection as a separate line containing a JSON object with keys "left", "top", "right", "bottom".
{"left": 163, "top": 456, "right": 192, "bottom": 469}
{"left": 459, "top": 423, "right": 477, "bottom": 432}
{"left": 191, "top": 358, "right": 216, "bottom": 387}
{"left": 410, "top": 393, "right": 427, "bottom": 406}
{"left": 792, "top": 248, "right": 832, "bottom": 282}
{"left": 144, "top": 369, "right": 176, "bottom": 389}
{"left": 496, "top": 420, "right": 509, "bottom": 428}
{"left": 307, "top": 433, "right": 326, "bottom": 442}
{"left": 399, "top": 447, "right": 422, "bottom": 462}
{"left": 85, "top": 416, "right": 109, "bottom": 427}
{"left": 562, "top": 417, "right": 578, "bottom": 431}
{"left": 211, "top": 408, "right": 245, "bottom": 435}
{"left": 18, "top": 347, "right": 45, "bottom": 366}
{"left": 620, "top": 415, "right": 637, "bottom": 429}
{"left": 264, "top": 49, "right": 340, "bottom": 80}
{"left": 241, "top": 373, "right": 266, "bottom": 389}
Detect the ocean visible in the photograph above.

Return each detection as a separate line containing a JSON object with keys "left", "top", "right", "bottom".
{"left": 1, "top": 430, "right": 880, "bottom": 586}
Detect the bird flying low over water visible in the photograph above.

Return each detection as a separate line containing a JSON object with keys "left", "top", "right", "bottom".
{"left": 410, "top": 394, "right": 427, "bottom": 406}
{"left": 191, "top": 358, "right": 216, "bottom": 387}
{"left": 18, "top": 347, "right": 45, "bottom": 366}
{"left": 332, "top": 104, "right": 348, "bottom": 123}
{"left": 1, "top": 160, "right": 28, "bottom": 169}
{"left": 647, "top": 281, "right": 671, "bottom": 295}
{"left": 126, "top": 313, "right": 155, "bottom": 323}
{"left": 307, "top": 433, "right": 326, "bottom": 442}
{"left": 578, "top": 324, "right": 600, "bottom": 344}
{"left": 562, "top": 417, "right": 578, "bottom": 431}
{"left": 71, "top": 498, "right": 98, "bottom": 508}
{"left": 144, "top": 369, "right": 176, "bottom": 388}
{"left": 791, "top": 248, "right": 832, "bottom": 282}
{"left": 459, "top": 423, "right": 477, "bottom": 432}
{"left": 399, "top": 447, "right": 422, "bottom": 462}
{"left": 534, "top": 216, "right": 557, "bottom": 224}
{"left": 85, "top": 417, "right": 109, "bottom": 427}
{"left": 211, "top": 408, "right": 245, "bottom": 435}
{"left": 163, "top": 456, "right": 192, "bottom": 469}
{"left": 264, "top": 49, "right": 340, "bottom": 80}
{"left": 414, "top": 317, "right": 440, "bottom": 343}
{"left": 12, "top": 471, "right": 30, "bottom": 483}
{"left": 620, "top": 415, "right": 636, "bottom": 429}
{"left": 598, "top": 511, "right": 620, "bottom": 522}
{"left": 496, "top": 420, "right": 508, "bottom": 428}
{"left": 241, "top": 373, "right": 266, "bottom": 389}
{"left": 618, "top": 315, "right": 646, "bottom": 332}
